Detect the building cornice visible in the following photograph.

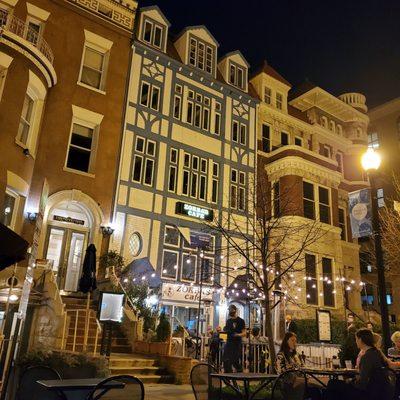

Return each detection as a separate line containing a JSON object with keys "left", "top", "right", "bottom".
{"left": 369, "top": 97, "right": 400, "bottom": 121}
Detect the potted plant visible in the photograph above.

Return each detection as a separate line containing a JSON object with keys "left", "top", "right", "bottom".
{"left": 99, "top": 251, "right": 125, "bottom": 281}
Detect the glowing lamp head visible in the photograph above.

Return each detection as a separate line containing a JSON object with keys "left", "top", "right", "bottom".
{"left": 361, "top": 148, "right": 381, "bottom": 171}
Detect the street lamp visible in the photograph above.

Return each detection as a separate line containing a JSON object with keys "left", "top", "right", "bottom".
{"left": 361, "top": 148, "right": 391, "bottom": 352}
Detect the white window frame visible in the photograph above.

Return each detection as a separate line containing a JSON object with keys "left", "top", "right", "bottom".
{"left": 323, "top": 144, "right": 331, "bottom": 158}
{"left": 131, "top": 136, "right": 156, "bottom": 186}
{"left": 3, "top": 187, "right": 20, "bottom": 230}
{"left": 25, "top": 15, "right": 43, "bottom": 45}
{"left": 264, "top": 86, "right": 271, "bottom": 104}
{"left": 161, "top": 249, "right": 179, "bottom": 280}
{"left": 164, "top": 225, "right": 180, "bottom": 248}
{"left": 188, "top": 36, "right": 214, "bottom": 74}
{"left": 78, "top": 30, "right": 113, "bottom": 93}
{"left": 276, "top": 92, "right": 283, "bottom": 110}
{"left": 368, "top": 132, "right": 379, "bottom": 149}
{"left": 139, "top": 81, "right": 161, "bottom": 111}
{"left": 141, "top": 18, "right": 164, "bottom": 49}
{"left": 64, "top": 105, "right": 103, "bottom": 176}
{"left": 338, "top": 207, "right": 347, "bottom": 241}
{"left": 229, "top": 61, "right": 246, "bottom": 90}
{"left": 294, "top": 136, "right": 302, "bottom": 147}
{"left": 317, "top": 183, "right": 332, "bottom": 225}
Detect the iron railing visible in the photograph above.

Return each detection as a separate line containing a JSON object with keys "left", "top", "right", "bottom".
{"left": 0, "top": 12, "right": 54, "bottom": 64}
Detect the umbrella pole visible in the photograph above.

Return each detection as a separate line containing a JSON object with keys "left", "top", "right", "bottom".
{"left": 83, "top": 292, "right": 90, "bottom": 352}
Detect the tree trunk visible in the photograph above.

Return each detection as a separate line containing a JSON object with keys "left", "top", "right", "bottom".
{"left": 264, "top": 293, "right": 277, "bottom": 372}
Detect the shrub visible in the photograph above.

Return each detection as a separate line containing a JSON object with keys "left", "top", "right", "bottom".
{"left": 156, "top": 312, "right": 171, "bottom": 342}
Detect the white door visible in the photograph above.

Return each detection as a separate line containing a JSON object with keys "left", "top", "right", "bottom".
{"left": 64, "top": 232, "right": 85, "bottom": 292}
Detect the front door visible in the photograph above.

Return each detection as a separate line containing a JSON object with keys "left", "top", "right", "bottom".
{"left": 45, "top": 226, "right": 87, "bottom": 292}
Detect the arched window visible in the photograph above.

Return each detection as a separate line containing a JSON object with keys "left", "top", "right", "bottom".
{"left": 321, "top": 116, "right": 328, "bottom": 128}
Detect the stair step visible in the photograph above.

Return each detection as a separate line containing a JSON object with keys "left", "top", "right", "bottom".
{"left": 118, "top": 374, "right": 174, "bottom": 384}
{"left": 109, "top": 359, "right": 157, "bottom": 368}
{"left": 110, "top": 366, "right": 163, "bottom": 375}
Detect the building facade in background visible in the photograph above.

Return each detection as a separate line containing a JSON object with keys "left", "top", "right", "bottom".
{"left": 111, "top": 6, "right": 258, "bottom": 332}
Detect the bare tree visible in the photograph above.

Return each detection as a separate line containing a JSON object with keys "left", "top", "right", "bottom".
{"left": 207, "top": 170, "right": 331, "bottom": 370}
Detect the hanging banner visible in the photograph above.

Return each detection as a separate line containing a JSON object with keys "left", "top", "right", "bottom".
{"left": 190, "top": 231, "right": 212, "bottom": 249}
{"left": 348, "top": 189, "right": 372, "bottom": 238}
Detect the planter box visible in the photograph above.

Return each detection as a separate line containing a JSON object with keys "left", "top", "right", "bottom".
{"left": 134, "top": 340, "right": 169, "bottom": 355}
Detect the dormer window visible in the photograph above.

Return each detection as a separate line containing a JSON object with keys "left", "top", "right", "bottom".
{"left": 229, "top": 62, "right": 246, "bottom": 90}
{"left": 142, "top": 18, "right": 164, "bottom": 49}
{"left": 276, "top": 93, "right": 283, "bottom": 110}
{"left": 264, "top": 87, "right": 271, "bottom": 104}
{"left": 189, "top": 37, "right": 214, "bottom": 74}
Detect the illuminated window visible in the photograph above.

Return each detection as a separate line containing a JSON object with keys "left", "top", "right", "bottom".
{"left": 367, "top": 132, "right": 379, "bottom": 149}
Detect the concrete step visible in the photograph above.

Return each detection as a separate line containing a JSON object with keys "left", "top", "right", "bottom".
{"left": 109, "top": 358, "right": 157, "bottom": 368}
{"left": 124, "top": 374, "right": 174, "bottom": 384}
{"left": 109, "top": 366, "right": 164, "bottom": 375}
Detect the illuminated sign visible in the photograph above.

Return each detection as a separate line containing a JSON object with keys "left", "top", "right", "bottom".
{"left": 53, "top": 215, "right": 85, "bottom": 225}
{"left": 162, "top": 282, "right": 213, "bottom": 303}
{"left": 175, "top": 202, "right": 213, "bottom": 221}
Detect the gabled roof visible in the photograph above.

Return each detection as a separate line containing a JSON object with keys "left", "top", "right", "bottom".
{"left": 251, "top": 60, "right": 291, "bottom": 87}
{"left": 175, "top": 25, "right": 219, "bottom": 47}
{"left": 139, "top": 5, "right": 171, "bottom": 27}
{"left": 219, "top": 50, "right": 250, "bottom": 68}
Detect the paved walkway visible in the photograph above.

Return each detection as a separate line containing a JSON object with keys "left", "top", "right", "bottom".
{"left": 145, "top": 384, "right": 193, "bottom": 400}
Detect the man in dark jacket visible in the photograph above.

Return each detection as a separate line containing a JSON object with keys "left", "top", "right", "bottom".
{"left": 285, "top": 314, "right": 298, "bottom": 334}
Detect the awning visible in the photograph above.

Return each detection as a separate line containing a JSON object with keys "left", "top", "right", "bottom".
{"left": 0, "top": 223, "right": 29, "bottom": 271}
{"left": 124, "top": 257, "right": 162, "bottom": 288}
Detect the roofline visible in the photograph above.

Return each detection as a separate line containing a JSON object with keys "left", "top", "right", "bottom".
{"left": 175, "top": 25, "right": 219, "bottom": 47}
{"left": 218, "top": 50, "right": 250, "bottom": 68}
{"left": 139, "top": 5, "right": 171, "bottom": 27}
{"left": 369, "top": 97, "right": 400, "bottom": 120}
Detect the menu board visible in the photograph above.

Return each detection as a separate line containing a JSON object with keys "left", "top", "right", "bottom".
{"left": 317, "top": 309, "right": 332, "bottom": 342}
{"left": 98, "top": 292, "right": 124, "bottom": 323}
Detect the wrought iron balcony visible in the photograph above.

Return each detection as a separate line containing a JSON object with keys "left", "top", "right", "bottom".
{"left": 0, "top": 12, "right": 54, "bottom": 64}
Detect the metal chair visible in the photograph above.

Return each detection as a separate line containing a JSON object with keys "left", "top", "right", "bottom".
{"left": 86, "top": 375, "right": 144, "bottom": 400}
{"left": 16, "top": 365, "right": 65, "bottom": 400}
{"left": 190, "top": 363, "right": 219, "bottom": 400}
{"left": 271, "top": 370, "right": 307, "bottom": 400}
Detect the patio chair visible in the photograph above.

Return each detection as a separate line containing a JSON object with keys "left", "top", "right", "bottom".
{"left": 86, "top": 375, "right": 144, "bottom": 400}
{"left": 271, "top": 370, "right": 307, "bottom": 400}
{"left": 16, "top": 365, "right": 65, "bottom": 400}
{"left": 190, "top": 363, "right": 219, "bottom": 400}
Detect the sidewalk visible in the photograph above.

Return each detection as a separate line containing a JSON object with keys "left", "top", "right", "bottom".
{"left": 145, "top": 384, "right": 193, "bottom": 400}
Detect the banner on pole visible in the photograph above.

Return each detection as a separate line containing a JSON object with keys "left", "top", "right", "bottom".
{"left": 348, "top": 189, "right": 372, "bottom": 239}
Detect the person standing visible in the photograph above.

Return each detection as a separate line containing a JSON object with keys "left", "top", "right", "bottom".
{"left": 285, "top": 314, "right": 298, "bottom": 334}
{"left": 223, "top": 305, "right": 246, "bottom": 372}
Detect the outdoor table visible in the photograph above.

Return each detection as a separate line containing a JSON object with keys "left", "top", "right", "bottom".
{"left": 37, "top": 378, "right": 125, "bottom": 400}
{"left": 210, "top": 372, "right": 278, "bottom": 400}
{"left": 302, "top": 368, "right": 358, "bottom": 387}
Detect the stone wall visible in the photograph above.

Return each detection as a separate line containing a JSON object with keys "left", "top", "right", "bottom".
{"left": 158, "top": 355, "right": 198, "bottom": 384}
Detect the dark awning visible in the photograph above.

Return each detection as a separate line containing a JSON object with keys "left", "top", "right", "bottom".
{"left": 0, "top": 223, "right": 29, "bottom": 271}
{"left": 124, "top": 257, "right": 162, "bottom": 288}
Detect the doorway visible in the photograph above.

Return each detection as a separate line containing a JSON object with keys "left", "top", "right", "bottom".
{"left": 45, "top": 226, "right": 87, "bottom": 292}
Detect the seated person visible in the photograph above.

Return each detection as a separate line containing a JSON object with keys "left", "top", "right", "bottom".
{"left": 325, "top": 328, "right": 391, "bottom": 400}
{"left": 388, "top": 331, "right": 400, "bottom": 358}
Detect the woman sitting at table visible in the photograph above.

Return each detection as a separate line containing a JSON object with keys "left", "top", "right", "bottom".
{"left": 388, "top": 331, "right": 400, "bottom": 358}
{"left": 325, "top": 328, "right": 391, "bottom": 400}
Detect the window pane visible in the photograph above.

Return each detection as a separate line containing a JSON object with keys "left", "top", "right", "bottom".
{"left": 305, "top": 254, "right": 317, "bottom": 305}
{"left": 143, "top": 20, "right": 152, "bottom": 42}
{"left": 214, "top": 113, "right": 221, "bottom": 135}
{"left": 199, "top": 175, "right": 206, "bottom": 200}
{"left": 191, "top": 173, "right": 198, "bottom": 197}
{"left": 151, "top": 86, "right": 160, "bottom": 110}
{"left": 318, "top": 187, "right": 329, "bottom": 205}
{"left": 203, "top": 108, "right": 210, "bottom": 130}
{"left": 84, "top": 47, "right": 103, "bottom": 71}
{"left": 1, "top": 192, "right": 16, "bottom": 227}
{"left": 162, "top": 250, "right": 178, "bottom": 278}
{"left": 18, "top": 94, "right": 34, "bottom": 144}
{"left": 136, "top": 137, "right": 145, "bottom": 152}
{"left": 153, "top": 25, "right": 162, "bottom": 47}
{"left": 322, "top": 258, "right": 334, "bottom": 307}
{"left": 232, "top": 121, "right": 238, "bottom": 142}
{"left": 147, "top": 141, "right": 155, "bottom": 156}
{"left": 187, "top": 101, "right": 193, "bottom": 124}
{"left": 212, "top": 179, "right": 218, "bottom": 203}
{"left": 165, "top": 226, "right": 179, "bottom": 246}
{"left": 71, "top": 124, "right": 93, "bottom": 149}
{"left": 303, "top": 182, "right": 314, "bottom": 200}
{"left": 174, "top": 96, "right": 181, "bottom": 119}
{"left": 230, "top": 185, "right": 237, "bottom": 208}
{"left": 202, "top": 258, "right": 213, "bottom": 283}
{"left": 320, "top": 205, "right": 330, "bottom": 224}
{"left": 273, "top": 181, "right": 280, "bottom": 216}
{"left": 229, "top": 64, "right": 235, "bottom": 84}
{"left": 132, "top": 156, "right": 143, "bottom": 182}
{"left": 304, "top": 200, "right": 315, "bottom": 220}
{"left": 237, "top": 68, "right": 243, "bottom": 88}
{"left": 140, "top": 83, "right": 150, "bottom": 106}
{"left": 144, "top": 159, "right": 154, "bottom": 185}
{"left": 168, "top": 166, "right": 177, "bottom": 191}
{"left": 182, "top": 170, "right": 189, "bottom": 195}
{"left": 67, "top": 146, "right": 91, "bottom": 172}
{"left": 182, "top": 254, "right": 196, "bottom": 281}
{"left": 281, "top": 132, "right": 289, "bottom": 146}
{"left": 194, "top": 104, "right": 201, "bottom": 127}
{"left": 238, "top": 187, "right": 245, "bottom": 211}
{"left": 189, "top": 38, "right": 197, "bottom": 66}
{"left": 240, "top": 125, "right": 246, "bottom": 145}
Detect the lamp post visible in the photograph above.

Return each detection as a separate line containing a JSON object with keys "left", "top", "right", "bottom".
{"left": 361, "top": 148, "right": 391, "bottom": 352}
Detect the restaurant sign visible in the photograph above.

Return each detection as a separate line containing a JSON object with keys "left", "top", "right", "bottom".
{"left": 162, "top": 282, "right": 213, "bottom": 303}
{"left": 53, "top": 215, "right": 85, "bottom": 225}
{"left": 175, "top": 202, "right": 214, "bottom": 221}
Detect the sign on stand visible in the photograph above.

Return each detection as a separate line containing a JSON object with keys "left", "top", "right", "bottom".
{"left": 317, "top": 309, "right": 332, "bottom": 342}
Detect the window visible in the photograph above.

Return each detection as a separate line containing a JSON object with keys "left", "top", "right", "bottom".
{"left": 185, "top": 88, "right": 210, "bottom": 131}
{"left": 229, "top": 62, "right": 246, "bottom": 90}
{"left": 189, "top": 37, "right": 214, "bottom": 74}
{"left": 281, "top": 132, "right": 289, "bottom": 146}
{"left": 336, "top": 152, "right": 343, "bottom": 173}
{"left": 139, "top": 81, "right": 160, "bottom": 111}
{"left": 318, "top": 186, "right": 331, "bottom": 224}
{"left": 322, "top": 257, "right": 335, "bottom": 307}
{"left": 232, "top": 121, "right": 239, "bottom": 142}
{"left": 0, "top": 5, "right": 10, "bottom": 24}
{"left": 164, "top": 225, "right": 180, "bottom": 247}
{"left": 272, "top": 181, "right": 280, "bottom": 216}
{"left": 377, "top": 188, "right": 384, "bottom": 208}
{"left": 262, "top": 124, "right": 270, "bottom": 153}
{"left": 321, "top": 116, "right": 328, "bottom": 128}
{"left": 214, "top": 110, "right": 221, "bottom": 135}
{"left": 211, "top": 162, "right": 219, "bottom": 203}
{"left": 338, "top": 207, "right": 347, "bottom": 241}
{"left": 322, "top": 145, "right": 331, "bottom": 158}
{"left": 168, "top": 148, "right": 179, "bottom": 192}
{"left": 264, "top": 87, "right": 271, "bottom": 104}
{"left": 132, "top": 136, "right": 156, "bottom": 186}
{"left": 329, "top": 121, "right": 335, "bottom": 132}
{"left": 181, "top": 253, "right": 197, "bottom": 281}
{"left": 386, "top": 283, "right": 393, "bottom": 305}
{"left": 305, "top": 254, "right": 318, "bottom": 305}
{"left": 173, "top": 95, "right": 182, "bottom": 119}
{"left": 17, "top": 93, "right": 35, "bottom": 146}
{"left": 182, "top": 152, "right": 208, "bottom": 201}
{"left": 1, "top": 189, "right": 19, "bottom": 229}
{"left": 66, "top": 123, "right": 95, "bottom": 173}
{"left": 161, "top": 249, "right": 178, "bottom": 279}
{"left": 240, "top": 123, "right": 247, "bottom": 145}
{"left": 303, "top": 181, "right": 315, "bottom": 220}
{"left": 361, "top": 283, "right": 374, "bottom": 305}
{"left": 142, "top": 18, "right": 164, "bottom": 49}
{"left": 25, "top": 17, "right": 42, "bottom": 45}
{"left": 294, "top": 137, "right": 302, "bottom": 147}
{"left": 80, "top": 46, "right": 107, "bottom": 90}
{"left": 230, "top": 169, "right": 246, "bottom": 211}
{"left": 276, "top": 93, "right": 283, "bottom": 110}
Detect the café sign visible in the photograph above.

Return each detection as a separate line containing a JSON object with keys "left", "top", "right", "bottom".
{"left": 162, "top": 282, "right": 213, "bottom": 303}
{"left": 175, "top": 201, "right": 213, "bottom": 221}
{"left": 53, "top": 215, "right": 85, "bottom": 225}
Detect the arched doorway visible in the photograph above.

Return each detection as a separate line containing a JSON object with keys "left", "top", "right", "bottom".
{"left": 40, "top": 190, "right": 104, "bottom": 292}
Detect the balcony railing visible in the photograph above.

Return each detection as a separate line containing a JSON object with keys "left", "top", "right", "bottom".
{"left": 0, "top": 12, "right": 54, "bottom": 64}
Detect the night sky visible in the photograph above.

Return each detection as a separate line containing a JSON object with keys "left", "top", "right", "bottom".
{"left": 139, "top": 0, "right": 400, "bottom": 109}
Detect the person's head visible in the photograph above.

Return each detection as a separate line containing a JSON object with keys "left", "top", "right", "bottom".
{"left": 285, "top": 315, "right": 292, "bottom": 323}
{"left": 216, "top": 326, "right": 222, "bottom": 333}
{"left": 228, "top": 304, "right": 237, "bottom": 318}
{"left": 280, "top": 332, "right": 298, "bottom": 357}
{"left": 355, "top": 328, "right": 376, "bottom": 350}
{"left": 391, "top": 331, "right": 400, "bottom": 349}
{"left": 252, "top": 326, "right": 261, "bottom": 337}
{"left": 366, "top": 321, "right": 374, "bottom": 331}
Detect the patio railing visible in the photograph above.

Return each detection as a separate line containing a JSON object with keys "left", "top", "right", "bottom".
{"left": 0, "top": 12, "right": 54, "bottom": 64}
